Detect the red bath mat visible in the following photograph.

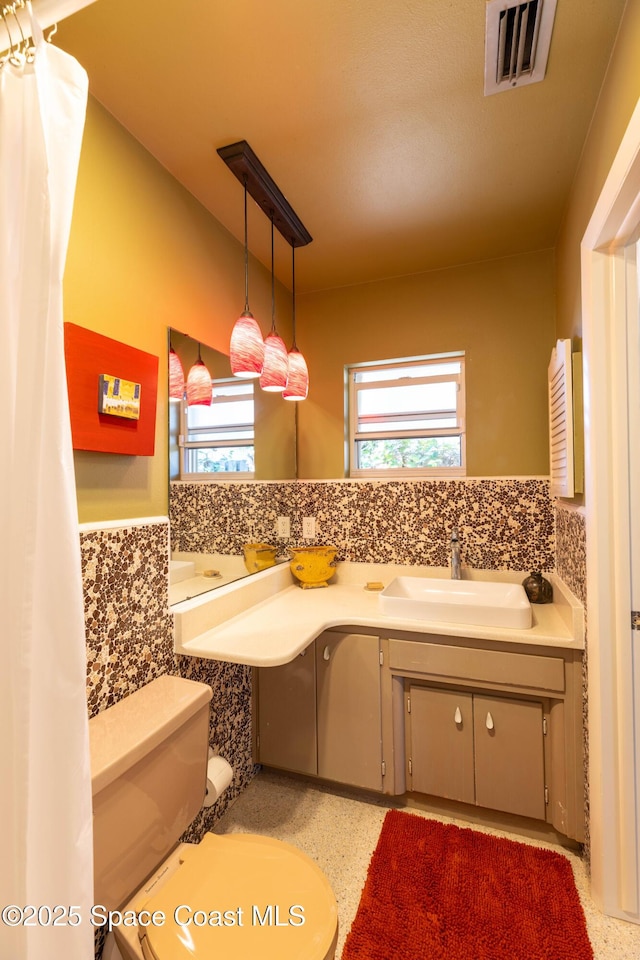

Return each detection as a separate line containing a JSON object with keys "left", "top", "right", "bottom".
{"left": 342, "top": 809, "right": 593, "bottom": 960}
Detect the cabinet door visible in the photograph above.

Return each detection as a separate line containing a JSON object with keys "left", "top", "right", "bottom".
{"left": 473, "top": 694, "right": 545, "bottom": 820}
{"left": 316, "top": 632, "right": 383, "bottom": 791}
{"left": 408, "top": 686, "right": 475, "bottom": 804}
{"left": 257, "top": 648, "right": 317, "bottom": 775}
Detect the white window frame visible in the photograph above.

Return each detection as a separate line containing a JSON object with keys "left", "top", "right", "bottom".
{"left": 347, "top": 353, "right": 466, "bottom": 478}
{"left": 178, "top": 378, "right": 255, "bottom": 480}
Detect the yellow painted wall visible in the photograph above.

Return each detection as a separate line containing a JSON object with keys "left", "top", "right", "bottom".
{"left": 64, "top": 99, "right": 293, "bottom": 522}
{"left": 556, "top": 0, "right": 640, "bottom": 341}
{"left": 67, "top": 101, "right": 559, "bottom": 512}
{"left": 552, "top": 0, "right": 640, "bottom": 507}
{"left": 296, "top": 249, "right": 556, "bottom": 479}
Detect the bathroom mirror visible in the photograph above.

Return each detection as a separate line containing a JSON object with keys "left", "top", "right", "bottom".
{"left": 168, "top": 329, "right": 296, "bottom": 603}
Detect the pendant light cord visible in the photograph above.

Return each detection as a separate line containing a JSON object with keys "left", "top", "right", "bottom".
{"left": 243, "top": 176, "right": 250, "bottom": 313}
{"left": 270, "top": 212, "right": 277, "bottom": 334}
{"left": 291, "top": 243, "right": 298, "bottom": 350}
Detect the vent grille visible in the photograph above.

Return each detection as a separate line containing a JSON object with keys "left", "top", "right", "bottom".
{"left": 484, "top": 0, "right": 558, "bottom": 96}
{"left": 497, "top": 1, "right": 540, "bottom": 83}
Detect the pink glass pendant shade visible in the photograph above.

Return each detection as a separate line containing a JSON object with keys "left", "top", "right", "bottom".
{"left": 259, "top": 331, "right": 289, "bottom": 391}
{"left": 283, "top": 349, "right": 309, "bottom": 400}
{"left": 169, "top": 347, "right": 185, "bottom": 399}
{"left": 230, "top": 311, "right": 264, "bottom": 378}
{"left": 260, "top": 215, "right": 289, "bottom": 392}
{"left": 186, "top": 358, "right": 213, "bottom": 406}
{"left": 231, "top": 178, "right": 264, "bottom": 379}
{"left": 282, "top": 243, "right": 308, "bottom": 401}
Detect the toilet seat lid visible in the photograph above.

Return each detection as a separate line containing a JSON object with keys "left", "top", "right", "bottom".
{"left": 141, "top": 833, "right": 338, "bottom": 959}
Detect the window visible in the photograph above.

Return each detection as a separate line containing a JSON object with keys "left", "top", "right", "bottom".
{"left": 347, "top": 355, "right": 466, "bottom": 477}
{"left": 179, "top": 379, "right": 255, "bottom": 478}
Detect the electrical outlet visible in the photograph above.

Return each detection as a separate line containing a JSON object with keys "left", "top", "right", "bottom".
{"left": 302, "top": 517, "right": 316, "bottom": 539}
{"left": 276, "top": 516, "right": 290, "bottom": 538}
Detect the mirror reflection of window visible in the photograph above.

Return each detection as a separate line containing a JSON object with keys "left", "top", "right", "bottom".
{"left": 179, "top": 379, "right": 255, "bottom": 479}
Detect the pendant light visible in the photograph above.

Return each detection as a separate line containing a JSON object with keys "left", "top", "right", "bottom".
{"left": 283, "top": 244, "right": 309, "bottom": 401}
{"left": 230, "top": 176, "right": 264, "bottom": 378}
{"left": 186, "top": 344, "right": 213, "bottom": 406}
{"left": 169, "top": 345, "right": 185, "bottom": 400}
{"left": 259, "top": 214, "right": 289, "bottom": 392}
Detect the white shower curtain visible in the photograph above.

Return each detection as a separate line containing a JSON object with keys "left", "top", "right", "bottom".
{"left": 0, "top": 6, "right": 93, "bottom": 960}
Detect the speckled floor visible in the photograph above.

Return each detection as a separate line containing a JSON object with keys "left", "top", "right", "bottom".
{"left": 214, "top": 769, "right": 640, "bottom": 960}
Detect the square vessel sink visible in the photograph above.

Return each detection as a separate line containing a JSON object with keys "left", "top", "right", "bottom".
{"left": 379, "top": 576, "right": 532, "bottom": 629}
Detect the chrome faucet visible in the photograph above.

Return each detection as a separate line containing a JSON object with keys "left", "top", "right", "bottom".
{"left": 450, "top": 528, "right": 461, "bottom": 580}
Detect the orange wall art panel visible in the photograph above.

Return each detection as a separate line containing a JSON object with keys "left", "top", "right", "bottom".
{"left": 64, "top": 323, "right": 159, "bottom": 456}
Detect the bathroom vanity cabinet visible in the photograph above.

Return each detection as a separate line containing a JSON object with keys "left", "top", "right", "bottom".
{"left": 256, "top": 643, "right": 317, "bottom": 776}
{"left": 387, "top": 633, "right": 584, "bottom": 841}
{"left": 316, "top": 631, "right": 383, "bottom": 790}
{"left": 176, "top": 560, "right": 584, "bottom": 840}
{"left": 405, "top": 685, "right": 546, "bottom": 820}
{"left": 256, "top": 631, "right": 384, "bottom": 792}
{"left": 255, "top": 627, "right": 584, "bottom": 842}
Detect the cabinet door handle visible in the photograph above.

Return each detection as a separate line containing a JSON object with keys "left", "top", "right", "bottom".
{"left": 485, "top": 711, "right": 494, "bottom": 731}
{"left": 323, "top": 645, "right": 331, "bottom": 661}
{"left": 454, "top": 706, "right": 462, "bottom": 725}
{"left": 299, "top": 649, "right": 307, "bottom": 657}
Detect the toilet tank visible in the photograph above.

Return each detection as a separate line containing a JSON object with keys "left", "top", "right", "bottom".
{"left": 90, "top": 675, "right": 212, "bottom": 911}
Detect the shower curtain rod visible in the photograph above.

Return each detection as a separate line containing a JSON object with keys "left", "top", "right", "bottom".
{"left": 0, "top": 0, "right": 97, "bottom": 55}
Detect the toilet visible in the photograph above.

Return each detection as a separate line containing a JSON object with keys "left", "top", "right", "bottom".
{"left": 90, "top": 675, "right": 338, "bottom": 960}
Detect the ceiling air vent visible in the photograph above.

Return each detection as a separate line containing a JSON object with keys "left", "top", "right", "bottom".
{"left": 484, "top": 0, "right": 558, "bottom": 96}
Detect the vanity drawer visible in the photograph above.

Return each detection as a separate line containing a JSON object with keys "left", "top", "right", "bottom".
{"left": 388, "top": 639, "right": 565, "bottom": 692}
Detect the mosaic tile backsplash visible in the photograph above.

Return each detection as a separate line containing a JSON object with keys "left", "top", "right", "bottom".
{"left": 555, "top": 503, "right": 589, "bottom": 863}
{"left": 555, "top": 505, "right": 586, "bottom": 604}
{"left": 80, "top": 488, "right": 589, "bottom": 959}
{"left": 170, "top": 478, "right": 555, "bottom": 571}
{"left": 82, "top": 522, "right": 174, "bottom": 717}
{"left": 81, "top": 486, "right": 586, "bottom": 863}
{"left": 80, "top": 519, "right": 256, "bottom": 839}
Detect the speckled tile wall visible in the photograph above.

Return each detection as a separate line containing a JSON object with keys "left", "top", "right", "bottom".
{"left": 82, "top": 522, "right": 175, "bottom": 716}
{"left": 81, "top": 488, "right": 585, "bottom": 863}
{"left": 555, "top": 503, "right": 589, "bottom": 864}
{"left": 177, "top": 654, "right": 255, "bottom": 842}
{"left": 555, "top": 505, "right": 586, "bottom": 604}
{"left": 171, "top": 477, "right": 556, "bottom": 571}
{"left": 80, "top": 519, "right": 256, "bottom": 839}
{"left": 171, "top": 479, "right": 594, "bottom": 857}
{"left": 81, "top": 495, "right": 592, "bottom": 960}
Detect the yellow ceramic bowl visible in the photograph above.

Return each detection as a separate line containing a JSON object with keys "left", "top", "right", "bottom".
{"left": 243, "top": 543, "right": 277, "bottom": 573}
{"left": 289, "top": 545, "right": 338, "bottom": 589}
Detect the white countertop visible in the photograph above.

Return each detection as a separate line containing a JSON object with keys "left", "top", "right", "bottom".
{"left": 173, "top": 563, "right": 584, "bottom": 667}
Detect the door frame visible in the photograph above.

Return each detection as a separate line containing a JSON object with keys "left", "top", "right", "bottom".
{"left": 582, "top": 95, "right": 640, "bottom": 921}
